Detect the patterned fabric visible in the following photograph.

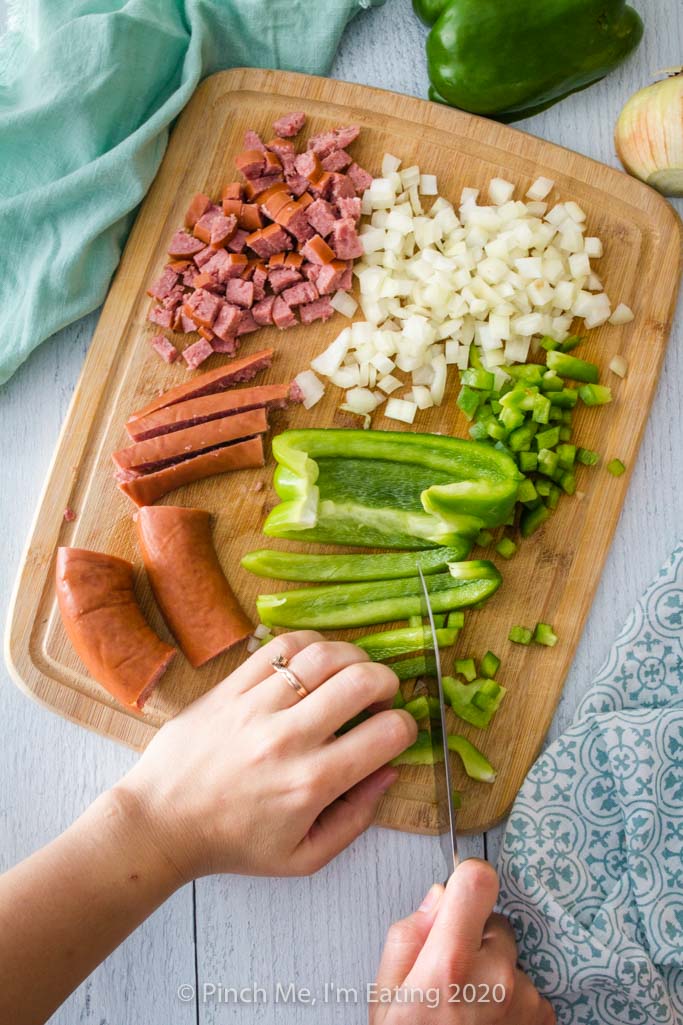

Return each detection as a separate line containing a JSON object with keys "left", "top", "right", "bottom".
{"left": 498, "top": 542, "right": 683, "bottom": 1024}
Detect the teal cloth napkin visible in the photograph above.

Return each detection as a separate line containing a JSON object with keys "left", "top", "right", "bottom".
{"left": 0, "top": 0, "right": 383, "bottom": 386}
{"left": 498, "top": 542, "right": 683, "bottom": 1024}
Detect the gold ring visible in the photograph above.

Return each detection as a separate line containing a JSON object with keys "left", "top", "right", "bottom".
{"left": 271, "top": 654, "right": 309, "bottom": 699}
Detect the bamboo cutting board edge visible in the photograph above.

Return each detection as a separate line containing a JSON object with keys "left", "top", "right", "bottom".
{"left": 5, "top": 68, "right": 682, "bottom": 836}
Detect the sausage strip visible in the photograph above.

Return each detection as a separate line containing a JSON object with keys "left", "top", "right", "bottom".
{"left": 127, "top": 347, "right": 274, "bottom": 426}
{"left": 127, "top": 384, "right": 290, "bottom": 442}
{"left": 119, "top": 435, "right": 264, "bottom": 506}
{"left": 113, "top": 407, "right": 268, "bottom": 476}
{"left": 136, "top": 507, "right": 252, "bottom": 666}
{"left": 55, "top": 548, "right": 175, "bottom": 709}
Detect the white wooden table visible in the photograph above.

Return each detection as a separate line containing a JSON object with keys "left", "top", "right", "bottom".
{"left": 1, "top": 2, "right": 681, "bottom": 1021}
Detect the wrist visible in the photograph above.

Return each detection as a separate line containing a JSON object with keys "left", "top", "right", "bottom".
{"left": 96, "top": 781, "right": 188, "bottom": 896}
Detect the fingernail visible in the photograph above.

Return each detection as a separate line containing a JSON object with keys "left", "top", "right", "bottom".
{"left": 419, "top": 884, "right": 441, "bottom": 913}
{"left": 366, "top": 766, "right": 398, "bottom": 796}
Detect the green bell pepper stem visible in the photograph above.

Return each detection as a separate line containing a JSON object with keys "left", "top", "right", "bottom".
{"left": 356, "top": 626, "right": 457, "bottom": 662}
{"left": 256, "top": 565, "right": 502, "bottom": 630}
{"left": 443, "top": 676, "right": 506, "bottom": 729}
{"left": 545, "top": 350, "right": 599, "bottom": 384}
{"left": 447, "top": 736, "right": 497, "bottom": 783}
{"left": 241, "top": 546, "right": 466, "bottom": 582}
{"left": 418, "top": 0, "right": 643, "bottom": 122}
{"left": 264, "top": 429, "right": 521, "bottom": 549}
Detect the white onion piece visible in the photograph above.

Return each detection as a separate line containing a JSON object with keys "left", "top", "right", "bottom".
{"left": 294, "top": 370, "right": 325, "bottom": 409}
{"left": 385, "top": 398, "right": 417, "bottom": 424}
{"left": 308, "top": 154, "right": 630, "bottom": 425}
{"left": 526, "top": 176, "right": 554, "bottom": 200}
{"left": 609, "top": 303, "right": 634, "bottom": 325}
{"left": 609, "top": 354, "right": 628, "bottom": 377}
{"left": 254, "top": 624, "right": 271, "bottom": 640}
{"left": 330, "top": 291, "right": 358, "bottom": 318}
{"left": 246, "top": 636, "right": 261, "bottom": 654}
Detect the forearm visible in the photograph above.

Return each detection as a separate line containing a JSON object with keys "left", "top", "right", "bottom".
{"left": 0, "top": 785, "right": 182, "bottom": 1025}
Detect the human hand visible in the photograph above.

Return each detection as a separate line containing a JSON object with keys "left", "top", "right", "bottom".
{"left": 116, "top": 630, "right": 417, "bottom": 883}
{"left": 370, "top": 860, "right": 555, "bottom": 1024}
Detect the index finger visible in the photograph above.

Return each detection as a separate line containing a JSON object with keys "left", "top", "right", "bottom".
{"left": 407, "top": 859, "right": 499, "bottom": 984}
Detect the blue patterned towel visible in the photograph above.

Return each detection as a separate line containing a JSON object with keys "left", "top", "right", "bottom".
{"left": 498, "top": 542, "right": 683, "bottom": 1024}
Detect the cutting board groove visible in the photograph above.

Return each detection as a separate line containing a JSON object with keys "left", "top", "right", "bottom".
{"left": 6, "top": 69, "right": 681, "bottom": 833}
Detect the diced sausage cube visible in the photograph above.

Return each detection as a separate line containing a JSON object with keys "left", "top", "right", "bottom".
{"left": 268, "top": 266, "right": 303, "bottom": 294}
{"left": 306, "top": 198, "right": 337, "bottom": 238}
{"left": 212, "top": 302, "right": 242, "bottom": 341}
{"left": 307, "top": 125, "right": 360, "bottom": 158}
{"left": 244, "top": 130, "right": 267, "bottom": 152}
{"left": 299, "top": 297, "right": 334, "bottom": 324}
{"left": 321, "top": 149, "right": 352, "bottom": 173}
{"left": 225, "top": 278, "right": 255, "bottom": 309}
{"left": 330, "top": 218, "right": 363, "bottom": 260}
{"left": 184, "top": 193, "right": 212, "bottom": 229}
{"left": 147, "top": 266, "right": 179, "bottom": 300}
{"left": 210, "top": 213, "right": 238, "bottom": 248}
{"left": 183, "top": 288, "right": 222, "bottom": 328}
{"left": 315, "top": 260, "right": 352, "bottom": 295}
{"left": 347, "top": 162, "right": 373, "bottom": 194}
{"left": 182, "top": 338, "right": 214, "bottom": 369}
{"left": 337, "top": 196, "right": 362, "bottom": 222}
{"left": 148, "top": 306, "right": 175, "bottom": 329}
{"left": 272, "top": 296, "right": 298, "bottom": 329}
{"left": 301, "top": 234, "right": 336, "bottom": 265}
{"left": 246, "top": 224, "right": 293, "bottom": 259}
{"left": 273, "top": 111, "right": 306, "bottom": 138}
{"left": 252, "top": 295, "right": 277, "bottom": 326}
{"left": 282, "top": 281, "right": 319, "bottom": 307}
{"left": 236, "top": 310, "right": 259, "bottom": 336}
{"left": 168, "top": 230, "right": 205, "bottom": 258}
{"left": 235, "top": 149, "right": 267, "bottom": 179}
{"left": 227, "top": 229, "right": 250, "bottom": 254}
{"left": 149, "top": 334, "right": 179, "bottom": 364}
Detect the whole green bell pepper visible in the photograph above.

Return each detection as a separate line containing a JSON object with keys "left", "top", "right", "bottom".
{"left": 414, "top": 0, "right": 643, "bottom": 122}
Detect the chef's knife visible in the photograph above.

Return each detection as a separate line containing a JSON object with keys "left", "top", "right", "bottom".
{"left": 417, "top": 564, "right": 459, "bottom": 874}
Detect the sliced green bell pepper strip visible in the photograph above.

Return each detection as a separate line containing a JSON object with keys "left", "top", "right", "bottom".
{"left": 240, "top": 546, "right": 466, "bottom": 582}
{"left": 356, "top": 626, "right": 458, "bottom": 662}
{"left": 256, "top": 564, "right": 502, "bottom": 630}
{"left": 263, "top": 429, "right": 521, "bottom": 550}
{"left": 414, "top": 0, "right": 643, "bottom": 123}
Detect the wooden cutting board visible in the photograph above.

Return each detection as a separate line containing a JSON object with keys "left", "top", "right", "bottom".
{"left": 6, "top": 68, "right": 681, "bottom": 834}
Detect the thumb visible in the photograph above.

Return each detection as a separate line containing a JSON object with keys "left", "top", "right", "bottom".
{"left": 290, "top": 766, "right": 397, "bottom": 875}
{"left": 374, "top": 884, "right": 445, "bottom": 992}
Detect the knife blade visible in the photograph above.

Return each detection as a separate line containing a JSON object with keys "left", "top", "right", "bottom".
{"left": 417, "top": 564, "right": 459, "bottom": 874}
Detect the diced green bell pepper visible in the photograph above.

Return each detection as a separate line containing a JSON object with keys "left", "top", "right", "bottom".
{"left": 442, "top": 675, "right": 506, "bottom": 728}
{"left": 509, "top": 625, "right": 533, "bottom": 644}
{"left": 545, "top": 350, "right": 599, "bottom": 383}
{"left": 533, "top": 622, "right": 558, "bottom": 646}
{"left": 479, "top": 650, "right": 501, "bottom": 678}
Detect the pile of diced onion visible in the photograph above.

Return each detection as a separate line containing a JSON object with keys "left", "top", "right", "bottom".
{"left": 294, "top": 154, "right": 633, "bottom": 424}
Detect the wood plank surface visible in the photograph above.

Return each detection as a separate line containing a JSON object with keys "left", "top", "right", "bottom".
{"left": 5, "top": 67, "right": 681, "bottom": 836}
